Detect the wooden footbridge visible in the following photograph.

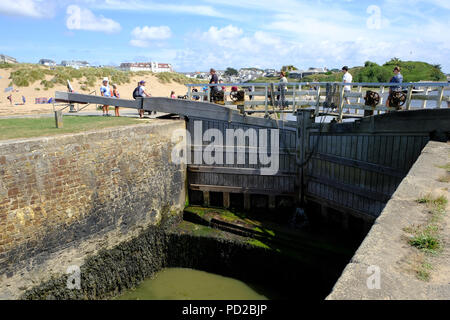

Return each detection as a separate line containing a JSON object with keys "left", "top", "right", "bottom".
{"left": 55, "top": 81, "right": 450, "bottom": 226}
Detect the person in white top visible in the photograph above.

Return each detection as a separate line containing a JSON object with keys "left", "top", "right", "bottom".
{"left": 100, "top": 77, "right": 112, "bottom": 116}
{"left": 137, "top": 80, "right": 152, "bottom": 118}
{"left": 342, "top": 66, "right": 353, "bottom": 114}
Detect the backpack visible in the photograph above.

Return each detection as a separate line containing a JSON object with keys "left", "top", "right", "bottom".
{"left": 132, "top": 86, "right": 140, "bottom": 99}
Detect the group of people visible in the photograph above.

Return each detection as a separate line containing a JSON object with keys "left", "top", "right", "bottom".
{"left": 100, "top": 77, "right": 122, "bottom": 117}
{"left": 341, "top": 65, "right": 404, "bottom": 112}
{"left": 100, "top": 77, "right": 152, "bottom": 118}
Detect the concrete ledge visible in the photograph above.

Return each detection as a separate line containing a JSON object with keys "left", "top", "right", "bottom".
{"left": 327, "top": 141, "right": 450, "bottom": 300}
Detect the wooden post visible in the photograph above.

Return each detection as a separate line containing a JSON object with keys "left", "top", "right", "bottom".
{"left": 264, "top": 85, "right": 269, "bottom": 118}
{"left": 203, "top": 191, "right": 210, "bottom": 207}
{"left": 436, "top": 86, "right": 444, "bottom": 109}
{"left": 187, "top": 86, "right": 192, "bottom": 100}
{"left": 223, "top": 192, "right": 230, "bottom": 209}
{"left": 207, "top": 87, "right": 211, "bottom": 102}
{"left": 54, "top": 110, "right": 63, "bottom": 128}
{"left": 293, "top": 84, "right": 297, "bottom": 113}
{"left": 405, "top": 85, "right": 413, "bottom": 110}
{"left": 356, "top": 86, "right": 362, "bottom": 115}
{"left": 422, "top": 87, "right": 430, "bottom": 109}
{"left": 244, "top": 193, "right": 251, "bottom": 211}
{"left": 268, "top": 195, "right": 276, "bottom": 209}
{"left": 297, "top": 109, "right": 314, "bottom": 204}
{"left": 338, "top": 85, "right": 345, "bottom": 123}
{"left": 315, "top": 86, "right": 321, "bottom": 115}
{"left": 379, "top": 86, "right": 385, "bottom": 114}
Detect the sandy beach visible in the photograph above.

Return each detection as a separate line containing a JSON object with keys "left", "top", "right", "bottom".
{"left": 0, "top": 69, "right": 191, "bottom": 116}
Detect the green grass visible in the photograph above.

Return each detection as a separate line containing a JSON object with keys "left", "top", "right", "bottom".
{"left": 417, "top": 262, "right": 433, "bottom": 282}
{"left": 406, "top": 195, "right": 448, "bottom": 258}
{"left": 0, "top": 116, "right": 145, "bottom": 141}
{"left": 300, "top": 59, "right": 446, "bottom": 83}
{"left": 3, "top": 64, "right": 206, "bottom": 91}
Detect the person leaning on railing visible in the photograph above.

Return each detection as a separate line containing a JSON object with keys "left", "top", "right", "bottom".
{"left": 386, "top": 66, "right": 403, "bottom": 109}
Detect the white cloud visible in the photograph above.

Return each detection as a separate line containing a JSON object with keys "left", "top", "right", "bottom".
{"left": 66, "top": 5, "right": 121, "bottom": 33}
{"left": 86, "top": 0, "right": 228, "bottom": 18}
{"left": 129, "top": 26, "right": 172, "bottom": 48}
{"left": 0, "top": 0, "right": 48, "bottom": 18}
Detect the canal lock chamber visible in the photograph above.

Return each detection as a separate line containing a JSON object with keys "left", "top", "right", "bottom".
{"left": 23, "top": 198, "right": 368, "bottom": 300}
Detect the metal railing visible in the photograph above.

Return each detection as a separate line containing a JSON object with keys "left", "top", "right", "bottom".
{"left": 185, "top": 82, "right": 450, "bottom": 122}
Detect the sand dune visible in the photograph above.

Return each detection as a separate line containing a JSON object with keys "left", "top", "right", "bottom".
{"left": 0, "top": 69, "right": 192, "bottom": 116}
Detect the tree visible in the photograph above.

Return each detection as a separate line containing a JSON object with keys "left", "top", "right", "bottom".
{"left": 281, "top": 65, "right": 298, "bottom": 72}
{"left": 224, "top": 67, "right": 238, "bottom": 76}
{"left": 364, "top": 61, "right": 379, "bottom": 68}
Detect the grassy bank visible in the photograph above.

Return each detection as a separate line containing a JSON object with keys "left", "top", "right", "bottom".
{"left": 0, "top": 63, "right": 205, "bottom": 91}
{"left": 0, "top": 116, "right": 145, "bottom": 141}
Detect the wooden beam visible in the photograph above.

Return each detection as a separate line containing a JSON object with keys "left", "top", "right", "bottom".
{"left": 310, "top": 153, "right": 408, "bottom": 178}
{"left": 189, "top": 184, "right": 296, "bottom": 196}
{"left": 187, "top": 165, "right": 297, "bottom": 177}
{"left": 307, "top": 175, "right": 392, "bottom": 203}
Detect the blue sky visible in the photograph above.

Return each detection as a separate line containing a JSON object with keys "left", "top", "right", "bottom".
{"left": 0, "top": 0, "right": 449, "bottom": 72}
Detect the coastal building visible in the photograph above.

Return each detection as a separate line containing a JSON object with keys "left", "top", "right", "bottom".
{"left": 0, "top": 54, "right": 18, "bottom": 64}
{"left": 38, "top": 59, "right": 56, "bottom": 67}
{"left": 120, "top": 62, "right": 174, "bottom": 73}
{"left": 289, "top": 67, "right": 328, "bottom": 79}
{"left": 61, "top": 60, "right": 90, "bottom": 69}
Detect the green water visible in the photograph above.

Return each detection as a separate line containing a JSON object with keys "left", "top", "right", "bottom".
{"left": 116, "top": 268, "right": 268, "bottom": 300}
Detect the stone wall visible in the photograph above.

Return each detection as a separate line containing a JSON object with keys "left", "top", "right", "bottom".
{"left": 0, "top": 120, "right": 186, "bottom": 299}
{"left": 327, "top": 141, "right": 450, "bottom": 300}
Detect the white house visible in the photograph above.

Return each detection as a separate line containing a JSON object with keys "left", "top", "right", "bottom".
{"left": 39, "top": 59, "right": 56, "bottom": 67}
{"left": 61, "top": 60, "right": 90, "bottom": 69}
{"left": 0, "top": 54, "right": 18, "bottom": 64}
{"left": 120, "top": 62, "right": 173, "bottom": 73}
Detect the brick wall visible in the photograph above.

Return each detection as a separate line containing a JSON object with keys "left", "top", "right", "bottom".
{"left": 0, "top": 121, "right": 186, "bottom": 280}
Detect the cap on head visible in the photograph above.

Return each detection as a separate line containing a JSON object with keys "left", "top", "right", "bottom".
{"left": 103, "top": 77, "right": 109, "bottom": 82}
{"left": 342, "top": 66, "right": 348, "bottom": 71}
{"left": 139, "top": 80, "right": 146, "bottom": 84}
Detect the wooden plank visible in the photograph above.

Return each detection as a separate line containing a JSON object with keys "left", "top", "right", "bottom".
{"left": 55, "top": 91, "right": 140, "bottom": 108}
{"left": 307, "top": 175, "right": 391, "bottom": 203}
{"left": 187, "top": 166, "right": 297, "bottom": 177}
{"left": 189, "top": 184, "right": 295, "bottom": 196}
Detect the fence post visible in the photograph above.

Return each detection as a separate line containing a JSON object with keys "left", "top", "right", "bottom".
{"left": 379, "top": 86, "right": 385, "bottom": 114}
{"left": 405, "top": 85, "right": 413, "bottom": 110}
{"left": 338, "top": 85, "right": 345, "bottom": 123}
{"left": 264, "top": 84, "right": 269, "bottom": 117}
{"left": 436, "top": 86, "right": 444, "bottom": 109}
{"left": 315, "top": 85, "right": 321, "bottom": 115}
{"left": 422, "top": 87, "right": 430, "bottom": 109}
{"left": 356, "top": 86, "right": 362, "bottom": 115}
{"left": 54, "top": 110, "right": 63, "bottom": 128}
{"left": 296, "top": 109, "right": 314, "bottom": 204}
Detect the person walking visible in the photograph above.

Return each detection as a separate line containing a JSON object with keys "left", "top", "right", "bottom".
{"left": 112, "top": 84, "right": 120, "bottom": 117}
{"left": 100, "top": 77, "right": 112, "bottom": 116}
{"left": 137, "top": 80, "right": 152, "bottom": 118}
{"left": 209, "top": 68, "right": 219, "bottom": 102}
{"left": 278, "top": 71, "right": 288, "bottom": 108}
{"left": 342, "top": 66, "right": 353, "bottom": 113}
{"left": 386, "top": 66, "right": 403, "bottom": 109}
{"left": 7, "top": 94, "right": 12, "bottom": 105}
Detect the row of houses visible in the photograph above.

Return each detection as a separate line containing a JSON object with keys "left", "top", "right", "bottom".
{"left": 119, "top": 62, "right": 173, "bottom": 73}
{"left": 180, "top": 67, "right": 328, "bottom": 83}
{"left": 0, "top": 54, "right": 18, "bottom": 64}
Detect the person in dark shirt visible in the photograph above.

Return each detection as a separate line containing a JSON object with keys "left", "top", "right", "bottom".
{"left": 209, "top": 68, "right": 219, "bottom": 102}
{"left": 386, "top": 66, "right": 403, "bottom": 108}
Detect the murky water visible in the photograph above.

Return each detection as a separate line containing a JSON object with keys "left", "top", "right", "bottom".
{"left": 116, "top": 268, "right": 268, "bottom": 300}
